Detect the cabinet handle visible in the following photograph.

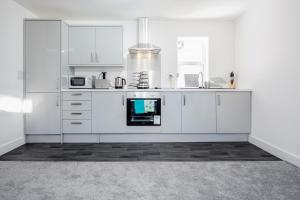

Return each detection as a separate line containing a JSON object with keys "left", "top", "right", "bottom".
{"left": 71, "top": 93, "right": 82, "bottom": 96}
{"left": 183, "top": 95, "right": 186, "bottom": 106}
{"left": 71, "top": 112, "right": 82, "bottom": 115}
{"left": 71, "top": 103, "right": 82, "bottom": 106}
{"left": 162, "top": 95, "right": 166, "bottom": 106}
{"left": 91, "top": 52, "right": 94, "bottom": 63}
{"left": 71, "top": 122, "right": 82, "bottom": 125}
{"left": 217, "top": 95, "right": 221, "bottom": 106}
{"left": 56, "top": 95, "right": 60, "bottom": 107}
{"left": 122, "top": 95, "right": 125, "bottom": 106}
{"left": 95, "top": 52, "right": 99, "bottom": 63}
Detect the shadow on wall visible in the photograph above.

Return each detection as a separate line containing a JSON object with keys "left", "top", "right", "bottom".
{"left": 0, "top": 95, "right": 32, "bottom": 113}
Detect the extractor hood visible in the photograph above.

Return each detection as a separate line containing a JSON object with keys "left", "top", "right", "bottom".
{"left": 129, "top": 18, "right": 161, "bottom": 54}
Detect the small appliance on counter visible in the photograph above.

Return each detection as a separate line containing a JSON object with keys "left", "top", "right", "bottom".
{"left": 115, "top": 77, "right": 126, "bottom": 89}
{"left": 68, "top": 76, "right": 93, "bottom": 89}
{"left": 95, "top": 72, "right": 111, "bottom": 89}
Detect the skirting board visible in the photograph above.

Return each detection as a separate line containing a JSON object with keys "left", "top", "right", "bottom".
{"left": 26, "top": 135, "right": 61, "bottom": 143}
{"left": 99, "top": 133, "right": 249, "bottom": 143}
{"left": 0, "top": 137, "right": 25, "bottom": 156}
{"left": 249, "top": 136, "right": 300, "bottom": 168}
{"left": 26, "top": 133, "right": 249, "bottom": 143}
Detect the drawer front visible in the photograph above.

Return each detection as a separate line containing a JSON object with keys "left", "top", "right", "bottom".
{"left": 63, "top": 120, "right": 91, "bottom": 133}
{"left": 63, "top": 92, "right": 91, "bottom": 101}
{"left": 63, "top": 101, "right": 91, "bottom": 110}
{"left": 63, "top": 111, "right": 91, "bottom": 120}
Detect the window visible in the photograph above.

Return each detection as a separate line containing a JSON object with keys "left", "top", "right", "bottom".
{"left": 177, "top": 37, "right": 209, "bottom": 88}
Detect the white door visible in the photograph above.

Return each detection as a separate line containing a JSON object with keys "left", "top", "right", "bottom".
{"left": 216, "top": 92, "right": 251, "bottom": 133}
{"left": 92, "top": 92, "right": 126, "bottom": 133}
{"left": 161, "top": 92, "right": 182, "bottom": 133}
{"left": 69, "top": 26, "right": 95, "bottom": 65}
{"left": 25, "top": 20, "right": 61, "bottom": 92}
{"left": 25, "top": 93, "right": 61, "bottom": 135}
{"left": 182, "top": 92, "right": 217, "bottom": 133}
{"left": 95, "top": 27, "right": 123, "bottom": 65}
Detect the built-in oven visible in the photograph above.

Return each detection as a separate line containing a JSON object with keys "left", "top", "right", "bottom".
{"left": 127, "top": 92, "right": 161, "bottom": 126}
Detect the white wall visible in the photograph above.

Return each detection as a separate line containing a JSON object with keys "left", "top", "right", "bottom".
{"left": 67, "top": 20, "right": 235, "bottom": 88}
{"left": 235, "top": 0, "right": 300, "bottom": 167}
{"left": 0, "top": 0, "right": 36, "bottom": 155}
{"left": 151, "top": 20, "right": 235, "bottom": 87}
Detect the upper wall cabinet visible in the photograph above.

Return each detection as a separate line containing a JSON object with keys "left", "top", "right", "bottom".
{"left": 68, "top": 26, "right": 123, "bottom": 66}
{"left": 25, "top": 20, "right": 61, "bottom": 92}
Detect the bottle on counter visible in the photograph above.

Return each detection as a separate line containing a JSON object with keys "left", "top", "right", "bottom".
{"left": 229, "top": 72, "right": 236, "bottom": 89}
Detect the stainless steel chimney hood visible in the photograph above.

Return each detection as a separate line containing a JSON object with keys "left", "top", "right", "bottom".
{"left": 129, "top": 18, "right": 161, "bottom": 54}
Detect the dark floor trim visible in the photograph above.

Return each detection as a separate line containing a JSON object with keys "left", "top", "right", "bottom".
{"left": 0, "top": 142, "right": 280, "bottom": 162}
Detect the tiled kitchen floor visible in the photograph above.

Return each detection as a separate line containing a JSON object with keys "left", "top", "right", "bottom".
{"left": 0, "top": 142, "right": 280, "bottom": 161}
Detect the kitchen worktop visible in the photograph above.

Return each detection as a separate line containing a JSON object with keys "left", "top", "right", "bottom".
{"left": 61, "top": 88, "right": 252, "bottom": 92}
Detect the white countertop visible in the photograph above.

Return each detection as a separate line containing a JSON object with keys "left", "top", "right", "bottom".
{"left": 61, "top": 88, "right": 252, "bottom": 92}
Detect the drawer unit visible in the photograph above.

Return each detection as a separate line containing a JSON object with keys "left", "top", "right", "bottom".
{"left": 63, "top": 120, "right": 92, "bottom": 133}
{"left": 63, "top": 101, "right": 91, "bottom": 110}
{"left": 63, "top": 111, "right": 91, "bottom": 120}
{"left": 63, "top": 92, "right": 91, "bottom": 101}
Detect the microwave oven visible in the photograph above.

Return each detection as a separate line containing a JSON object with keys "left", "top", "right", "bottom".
{"left": 69, "top": 76, "right": 93, "bottom": 89}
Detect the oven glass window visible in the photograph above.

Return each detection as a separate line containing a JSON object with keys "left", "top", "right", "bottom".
{"left": 71, "top": 78, "right": 85, "bottom": 86}
{"left": 127, "top": 98, "right": 161, "bottom": 126}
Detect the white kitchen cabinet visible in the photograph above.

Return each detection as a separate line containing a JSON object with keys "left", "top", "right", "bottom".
{"left": 181, "top": 92, "right": 217, "bottom": 133}
{"left": 25, "top": 20, "right": 61, "bottom": 92}
{"left": 68, "top": 26, "right": 95, "bottom": 65}
{"left": 92, "top": 92, "right": 126, "bottom": 133}
{"left": 25, "top": 93, "right": 61, "bottom": 135}
{"left": 161, "top": 92, "right": 182, "bottom": 133}
{"left": 216, "top": 92, "right": 251, "bottom": 133}
{"left": 63, "top": 120, "right": 92, "bottom": 134}
{"left": 68, "top": 26, "right": 123, "bottom": 66}
{"left": 95, "top": 27, "right": 123, "bottom": 65}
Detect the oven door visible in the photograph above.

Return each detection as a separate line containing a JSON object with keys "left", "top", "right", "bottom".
{"left": 127, "top": 98, "right": 161, "bottom": 126}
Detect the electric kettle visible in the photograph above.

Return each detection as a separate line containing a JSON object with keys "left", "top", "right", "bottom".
{"left": 115, "top": 77, "right": 126, "bottom": 89}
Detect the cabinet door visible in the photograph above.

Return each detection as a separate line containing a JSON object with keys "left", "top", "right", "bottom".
{"left": 25, "top": 93, "right": 61, "bottom": 135}
{"left": 95, "top": 27, "right": 123, "bottom": 65}
{"left": 182, "top": 92, "right": 216, "bottom": 133}
{"left": 92, "top": 92, "right": 126, "bottom": 133}
{"left": 161, "top": 92, "right": 182, "bottom": 133}
{"left": 25, "top": 20, "right": 61, "bottom": 92}
{"left": 69, "top": 26, "right": 95, "bottom": 65}
{"left": 216, "top": 92, "right": 251, "bottom": 133}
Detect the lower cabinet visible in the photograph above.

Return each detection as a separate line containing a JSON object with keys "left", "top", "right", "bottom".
{"left": 25, "top": 93, "right": 61, "bottom": 135}
{"left": 181, "top": 92, "right": 217, "bottom": 133}
{"left": 63, "top": 120, "right": 91, "bottom": 133}
{"left": 161, "top": 92, "right": 182, "bottom": 133}
{"left": 216, "top": 92, "right": 251, "bottom": 133}
{"left": 92, "top": 92, "right": 126, "bottom": 133}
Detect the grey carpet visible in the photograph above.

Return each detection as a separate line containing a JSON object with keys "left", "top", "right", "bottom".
{"left": 0, "top": 161, "right": 299, "bottom": 200}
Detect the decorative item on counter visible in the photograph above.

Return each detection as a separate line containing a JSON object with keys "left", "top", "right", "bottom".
{"left": 184, "top": 74, "right": 199, "bottom": 88}
{"left": 209, "top": 77, "right": 228, "bottom": 88}
{"left": 168, "top": 74, "right": 174, "bottom": 88}
{"left": 229, "top": 71, "right": 236, "bottom": 89}
{"left": 168, "top": 73, "right": 179, "bottom": 88}
{"left": 95, "top": 72, "right": 111, "bottom": 89}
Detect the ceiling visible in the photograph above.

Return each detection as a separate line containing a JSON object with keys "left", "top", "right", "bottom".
{"left": 14, "top": 0, "right": 249, "bottom": 20}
